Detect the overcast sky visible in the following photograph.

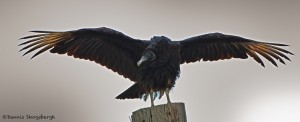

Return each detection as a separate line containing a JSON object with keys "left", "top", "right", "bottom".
{"left": 1, "top": 0, "right": 299, "bottom": 122}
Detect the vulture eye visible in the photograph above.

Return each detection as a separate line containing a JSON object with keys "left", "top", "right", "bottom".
{"left": 145, "top": 50, "right": 156, "bottom": 61}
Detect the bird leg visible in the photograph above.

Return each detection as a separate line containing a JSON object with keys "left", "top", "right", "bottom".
{"left": 166, "top": 88, "right": 171, "bottom": 104}
{"left": 150, "top": 90, "right": 154, "bottom": 107}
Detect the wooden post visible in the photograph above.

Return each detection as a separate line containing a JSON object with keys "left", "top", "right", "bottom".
{"left": 131, "top": 102, "right": 187, "bottom": 122}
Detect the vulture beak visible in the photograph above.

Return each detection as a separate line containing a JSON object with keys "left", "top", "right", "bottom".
{"left": 137, "top": 50, "right": 156, "bottom": 66}
{"left": 137, "top": 56, "right": 147, "bottom": 66}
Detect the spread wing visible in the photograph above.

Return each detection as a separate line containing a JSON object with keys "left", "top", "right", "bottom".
{"left": 179, "top": 33, "right": 293, "bottom": 67}
{"left": 19, "top": 27, "right": 149, "bottom": 81}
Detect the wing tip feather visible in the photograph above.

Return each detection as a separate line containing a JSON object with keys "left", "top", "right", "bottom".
{"left": 30, "top": 30, "right": 56, "bottom": 33}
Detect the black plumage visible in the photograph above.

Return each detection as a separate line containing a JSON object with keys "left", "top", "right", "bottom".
{"left": 19, "top": 27, "right": 293, "bottom": 107}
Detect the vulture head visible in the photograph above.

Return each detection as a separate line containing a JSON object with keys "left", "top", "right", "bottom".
{"left": 137, "top": 36, "right": 172, "bottom": 66}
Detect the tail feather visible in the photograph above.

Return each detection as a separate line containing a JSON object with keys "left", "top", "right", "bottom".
{"left": 116, "top": 83, "right": 143, "bottom": 99}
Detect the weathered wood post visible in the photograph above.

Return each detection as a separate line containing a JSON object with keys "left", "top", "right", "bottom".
{"left": 131, "top": 102, "right": 187, "bottom": 122}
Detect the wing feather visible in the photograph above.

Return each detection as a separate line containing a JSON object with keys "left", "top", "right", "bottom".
{"left": 240, "top": 43, "right": 265, "bottom": 67}
{"left": 252, "top": 47, "right": 278, "bottom": 67}
{"left": 179, "top": 33, "right": 293, "bottom": 67}
{"left": 19, "top": 27, "right": 149, "bottom": 81}
{"left": 256, "top": 45, "right": 285, "bottom": 64}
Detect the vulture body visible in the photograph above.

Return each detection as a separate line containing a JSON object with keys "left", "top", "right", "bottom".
{"left": 19, "top": 27, "right": 293, "bottom": 107}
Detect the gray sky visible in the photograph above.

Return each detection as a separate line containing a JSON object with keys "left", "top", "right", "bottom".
{"left": 1, "top": 0, "right": 299, "bottom": 122}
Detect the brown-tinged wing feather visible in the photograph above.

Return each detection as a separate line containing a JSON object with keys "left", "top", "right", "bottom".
{"left": 179, "top": 33, "right": 293, "bottom": 67}
{"left": 19, "top": 27, "right": 149, "bottom": 81}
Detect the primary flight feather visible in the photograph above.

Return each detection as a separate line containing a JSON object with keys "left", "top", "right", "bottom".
{"left": 19, "top": 27, "right": 293, "bottom": 107}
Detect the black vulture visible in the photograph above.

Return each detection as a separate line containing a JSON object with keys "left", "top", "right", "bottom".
{"left": 19, "top": 27, "right": 293, "bottom": 107}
